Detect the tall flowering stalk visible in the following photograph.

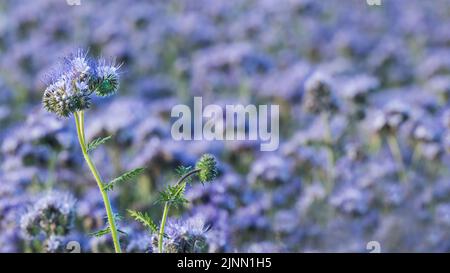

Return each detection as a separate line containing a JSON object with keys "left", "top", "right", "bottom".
{"left": 372, "top": 101, "right": 410, "bottom": 183}
{"left": 303, "top": 71, "right": 339, "bottom": 193}
{"left": 42, "top": 50, "right": 140, "bottom": 253}
{"left": 73, "top": 111, "right": 121, "bottom": 252}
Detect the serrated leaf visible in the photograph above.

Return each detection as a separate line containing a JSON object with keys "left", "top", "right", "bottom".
{"left": 87, "top": 136, "right": 112, "bottom": 153}
{"left": 128, "top": 210, "right": 159, "bottom": 234}
{"left": 103, "top": 167, "right": 145, "bottom": 191}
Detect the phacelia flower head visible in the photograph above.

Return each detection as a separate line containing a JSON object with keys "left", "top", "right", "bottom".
{"left": 152, "top": 218, "right": 209, "bottom": 253}
{"left": 371, "top": 101, "right": 410, "bottom": 134}
{"left": 43, "top": 74, "right": 91, "bottom": 117}
{"left": 64, "top": 49, "right": 92, "bottom": 78}
{"left": 302, "top": 71, "right": 339, "bottom": 114}
{"left": 20, "top": 191, "right": 76, "bottom": 239}
{"left": 196, "top": 154, "right": 218, "bottom": 183}
{"left": 89, "top": 58, "right": 121, "bottom": 97}
{"left": 42, "top": 49, "right": 121, "bottom": 117}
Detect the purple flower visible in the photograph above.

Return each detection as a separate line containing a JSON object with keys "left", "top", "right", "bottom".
{"left": 20, "top": 191, "right": 76, "bottom": 239}
{"left": 152, "top": 217, "right": 209, "bottom": 253}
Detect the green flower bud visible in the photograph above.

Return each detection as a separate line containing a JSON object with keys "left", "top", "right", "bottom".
{"left": 91, "top": 61, "right": 120, "bottom": 97}
{"left": 195, "top": 154, "right": 218, "bottom": 183}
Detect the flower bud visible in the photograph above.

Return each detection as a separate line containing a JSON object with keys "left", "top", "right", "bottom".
{"left": 196, "top": 154, "right": 218, "bottom": 183}
{"left": 90, "top": 60, "right": 120, "bottom": 97}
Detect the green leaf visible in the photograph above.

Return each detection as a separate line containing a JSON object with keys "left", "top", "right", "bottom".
{"left": 175, "top": 165, "right": 193, "bottom": 184}
{"left": 89, "top": 227, "right": 111, "bottom": 238}
{"left": 156, "top": 183, "right": 188, "bottom": 207}
{"left": 128, "top": 210, "right": 159, "bottom": 234}
{"left": 87, "top": 136, "right": 112, "bottom": 153}
{"left": 89, "top": 226, "right": 128, "bottom": 238}
{"left": 104, "top": 213, "right": 123, "bottom": 222}
{"left": 103, "top": 167, "right": 145, "bottom": 191}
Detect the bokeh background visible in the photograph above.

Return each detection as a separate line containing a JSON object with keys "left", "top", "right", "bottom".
{"left": 2, "top": 0, "right": 450, "bottom": 252}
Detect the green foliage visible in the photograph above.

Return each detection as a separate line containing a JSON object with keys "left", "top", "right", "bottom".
{"left": 89, "top": 226, "right": 112, "bottom": 238}
{"left": 86, "top": 136, "right": 112, "bottom": 153}
{"left": 196, "top": 154, "right": 218, "bottom": 183}
{"left": 103, "top": 167, "right": 145, "bottom": 191}
{"left": 127, "top": 210, "right": 159, "bottom": 234}
{"left": 110, "top": 213, "right": 123, "bottom": 222}
{"left": 89, "top": 226, "right": 127, "bottom": 238}
{"left": 157, "top": 183, "right": 188, "bottom": 207}
{"left": 129, "top": 154, "right": 218, "bottom": 252}
{"left": 175, "top": 165, "right": 193, "bottom": 184}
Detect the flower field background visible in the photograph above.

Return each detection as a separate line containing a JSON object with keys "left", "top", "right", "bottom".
{"left": 2, "top": 0, "right": 450, "bottom": 252}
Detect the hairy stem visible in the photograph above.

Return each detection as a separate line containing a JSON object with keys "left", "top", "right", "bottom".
{"left": 75, "top": 111, "right": 122, "bottom": 253}
{"left": 158, "top": 169, "right": 201, "bottom": 253}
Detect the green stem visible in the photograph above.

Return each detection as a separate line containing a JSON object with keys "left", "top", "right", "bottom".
{"left": 174, "top": 169, "right": 201, "bottom": 192}
{"left": 158, "top": 168, "right": 201, "bottom": 253}
{"left": 411, "top": 142, "right": 421, "bottom": 169}
{"left": 79, "top": 111, "right": 86, "bottom": 144}
{"left": 74, "top": 111, "right": 122, "bottom": 253}
{"left": 158, "top": 202, "right": 170, "bottom": 253}
{"left": 387, "top": 133, "right": 407, "bottom": 182}
{"left": 322, "top": 112, "right": 335, "bottom": 193}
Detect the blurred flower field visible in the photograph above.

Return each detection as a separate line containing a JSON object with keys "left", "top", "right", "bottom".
{"left": 2, "top": 0, "right": 450, "bottom": 252}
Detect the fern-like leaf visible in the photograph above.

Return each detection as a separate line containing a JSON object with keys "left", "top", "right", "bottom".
{"left": 128, "top": 210, "right": 159, "bottom": 234}
{"left": 87, "top": 136, "right": 112, "bottom": 153}
{"left": 156, "top": 183, "right": 188, "bottom": 207}
{"left": 103, "top": 167, "right": 145, "bottom": 191}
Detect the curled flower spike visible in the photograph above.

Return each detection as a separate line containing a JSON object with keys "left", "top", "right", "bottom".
{"left": 42, "top": 50, "right": 121, "bottom": 118}
{"left": 90, "top": 59, "right": 121, "bottom": 97}
{"left": 41, "top": 49, "right": 125, "bottom": 253}
{"left": 196, "top": 154, "right": 218, "bottom": 183}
